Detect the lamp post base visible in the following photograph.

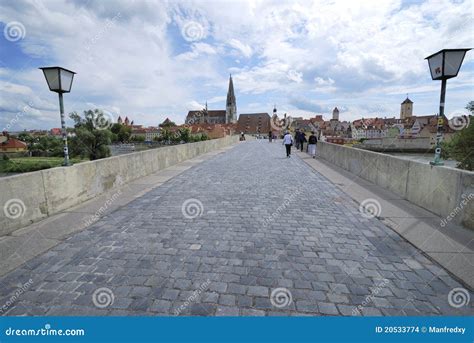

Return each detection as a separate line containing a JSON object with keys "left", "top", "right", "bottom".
{"left": 429, "top": 161, "right": 444, "bottom": 166}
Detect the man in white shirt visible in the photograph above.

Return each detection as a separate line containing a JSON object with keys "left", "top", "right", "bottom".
{"left": 282, "top": 131, "right": 294, "bottom": 158}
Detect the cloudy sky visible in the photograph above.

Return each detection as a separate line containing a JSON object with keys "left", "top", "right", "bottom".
{"left": 1, "top": 0, "right": 473, "bottom": 131}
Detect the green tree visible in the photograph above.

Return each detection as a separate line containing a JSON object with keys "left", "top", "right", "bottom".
{"left": 17, "top": 132, "right": 36, "bottom": 153}
{"left": 177, "top": 127, "right": 191, "bottom": 143}
{"left": 30, "top": 135, "right": 63, "bottom": 156}
{"left": 131, "top": 135, "right": 145, "bottom": 142}
{"left": 69, "top": 109, "right": 112, "bottom": 160}
{"left": 160, "top": 128, "right": 174, "bottom": 144}
{"left": 442, "top": 102, "right": 474, "bottom": 171}
{"left": 110, "top": 123, "right": 132, "bottom": 143}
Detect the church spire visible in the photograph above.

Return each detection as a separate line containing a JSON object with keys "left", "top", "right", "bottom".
{"left": 226, "top": 74, "right": 235, "bottom": 106}
{"left": 226, "top": 74, "right": 237, "bottom": 124}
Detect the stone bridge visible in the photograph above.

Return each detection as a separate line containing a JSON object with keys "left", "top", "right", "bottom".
{"left": 0, "top": 139, "right": 472, "bottom": 316}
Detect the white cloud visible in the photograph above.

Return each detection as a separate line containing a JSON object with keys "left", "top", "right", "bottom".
{"left": 228, "top": 39, "right": 253, "bottom": 58}
{"left": 0, "top": 0, "right": 473, "bottom": 130}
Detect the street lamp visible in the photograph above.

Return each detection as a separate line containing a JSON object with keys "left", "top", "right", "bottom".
{"left": 425, "top": 48, "right": 471, "bottom": 166}
{"left": 39, "top": 66, "right": 76, "bottom": 166}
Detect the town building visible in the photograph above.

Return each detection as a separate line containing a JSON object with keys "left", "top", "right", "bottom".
{"left": 400, "top": 96, "right": 413, "bottom": 120}
{"left": 0, "top": 134, "right": 27, "bottom": 154}
{"left": 237, "top": 113, "right": 271, "bottom": 134}
{"left": 185, "top": 75, "right": 237, "bottom": 125}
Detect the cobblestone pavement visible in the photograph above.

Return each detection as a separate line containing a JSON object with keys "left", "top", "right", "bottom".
{"left": 1, "top": 141, "right": 472, "bottom": 316}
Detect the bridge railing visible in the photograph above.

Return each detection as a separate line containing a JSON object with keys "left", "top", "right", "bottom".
{"left": 0, "top": 136, "right": 239, "bottom": 236}
{"left": 317, "top": 141, "right": 474, "bottom": 230}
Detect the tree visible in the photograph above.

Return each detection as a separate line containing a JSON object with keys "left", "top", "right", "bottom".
{"left": 17, "top": 132, "right": 36, "bottom": 153}
{"left": 69, "top": 109, "right": 112, "bottom": 160}
{"left": 28, "top": 135, "right": 63, "bottom": 156}
{"left": 131, "top": 135, "right": 145, "bottom": 142}
{"left": 177, "top": 127, "right": 191, "bottom": 143}
{"left": 110, "top": 123, "right": 132, "bottom": 143}
{"left": 441, "top": 102, "right": 474, "bottom": 171}
{"left": 160, "top": 128, "right": 174, "bottom": 144}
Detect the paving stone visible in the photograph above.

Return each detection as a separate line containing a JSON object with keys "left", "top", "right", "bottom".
{"left": 162, "top": 289, "right": 180, "bottom": 301}
{"left": 247, "top": 286, "right": 269, "bottom": 297}
{"left": 318, "top": 302, "right": 339, "bottom": 315}
{"left": 150, "top": 300, "right": 172, "bottom": 313}
{"left": 218, "top": 294, "right": 236, "bottom": 306}
{"left": 241, "top": 309, "right": 266, "bottom": 316}
{"left": 0, "top": 141, "right": 466, "bottom": 316}
{"left": 216, "top": 306, "right": 240, "bottom": 316}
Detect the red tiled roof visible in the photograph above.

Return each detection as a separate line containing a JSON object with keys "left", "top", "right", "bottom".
{"left": 1, "top": 138, "right": 27, "bottom": 149}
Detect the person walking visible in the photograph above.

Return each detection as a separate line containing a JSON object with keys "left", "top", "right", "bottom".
{"left": 268, "top": 130, "right": 273, "bottom": 143}
{"left": 282, "top": 131, "right": 293, "bottom": 158}
{"left": 299, "top": 131, "right": 307, "bottom": 152}
{"left": 308, "top": 131, "right": 317, "bottom": 158}
{"left": 294, "top": 129, "right": 301, "bottom": 150}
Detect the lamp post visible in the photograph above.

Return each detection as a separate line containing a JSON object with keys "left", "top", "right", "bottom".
{"left": 39, "top": 66, "right": 76, "bottom": 166}
{"left": 425, "top": 48, "right": 471, "bottom": 166}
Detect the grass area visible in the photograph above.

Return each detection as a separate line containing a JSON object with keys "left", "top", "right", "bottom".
{"left": 0, "top": 157, "right": 87, "bottom": 173}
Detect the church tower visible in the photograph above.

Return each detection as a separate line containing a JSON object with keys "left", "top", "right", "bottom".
{"left": 226, "top": 74, "right": 237, "bottom": 124}
{"left": 332, "top": 107, "right": 339, "bottom": 121}
{"left": 400, "top": 96, "right": 413, "bottom": 120}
